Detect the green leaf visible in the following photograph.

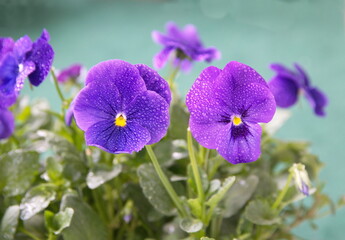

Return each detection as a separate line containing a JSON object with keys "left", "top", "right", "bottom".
{"left": 0, "top": 205, "right": 20, "bottom": 240}
{"left": 179, "top": 218, "right": 203, "bottom": 233}
{"left": 20, "top": 184, "right": 57, "bottom": 220}
{"left": 187, "top": 198, "right": 202, "bottom": 218}
{"left": 169, "top": 100, "right": 189, "bottom": 139}
{"left": 60, "top": 193, "right": 108, "bottom": 240}
{"left": 46, "top": 157, "right": 64, "bottom": 182}
{"left": 244, "top": 199, "right": 280, "bottom": 225}
{"left": 137, "top": 163, "right": 176, "bottom": 216}
{"left": 86, "top": 163, "right": 122, "bottom": 189}
{"left": 0, "top": 150, "right": 40, "bottom": 196}
{"left": 223, "top": 175, "right": 259, "bottom": 218}
{"left": 45, "top": 208, "right": 74, "bottom": 235}
{"left": 206, "top": 176, "right": 236, "bottom": 208}
{"left": 200, "top": 237, "right": 215, "bottom": 240}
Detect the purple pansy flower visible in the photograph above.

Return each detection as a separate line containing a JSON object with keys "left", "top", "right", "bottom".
{"left": 186, "top": 61, "right": 276, "bottom": 164}
{"left": 73, "top": 59, "right": 171, "bottom": 154}
{"left": 0, "top": 29, "right": 54, "bottom": 96}
{"left": 57, "top": 64, "right": 83, "bottom": 83}
{"left": 152, "top": 22, "right": 220, "bottom": 71}
{"left": 268, "top": 63, "right": 328, "bottom": 117}
{"left": 0, "top": 29, "right": 54, "bottom": 139}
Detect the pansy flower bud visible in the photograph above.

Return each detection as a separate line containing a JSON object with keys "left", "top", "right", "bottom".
{"left": 289, "top": 163, "right": 312, "bottom": 196}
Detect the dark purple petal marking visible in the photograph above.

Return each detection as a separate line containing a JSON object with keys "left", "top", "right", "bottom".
{"left": 85, "top": 120, "right": 150, "bottom": 154}
{"left": 85, "top": 60, "right": 146, "bottom": 107}
{"left": 216, "top": 123, "right": 262, "bottom": 164}
{"left": 27, "top": 29, "right": 54, "bottom": 86}
{"left": 126, "top": 90, "right": 169, "bottom": 145}
{"left": 135, "top": 64, "right": 171, "bottom": 104}
{"left": 0, "top": 107, "right": 14, "bottom": 140}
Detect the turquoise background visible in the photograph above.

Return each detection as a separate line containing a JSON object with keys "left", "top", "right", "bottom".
{"left": 1, "top": 0, "right": 344, "bottom": 239}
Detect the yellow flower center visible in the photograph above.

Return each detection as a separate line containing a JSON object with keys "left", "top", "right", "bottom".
{"left": 233, "top": 116, "right": 242, "bottom": 126}
{"left": 115, "top": 114, "right": 126, "bottom": 127}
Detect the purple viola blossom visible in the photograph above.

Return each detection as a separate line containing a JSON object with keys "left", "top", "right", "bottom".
{"left": 73, "top": 60, "right": 171, "bottom": 154}
{"left": 26, "top": 29, "right": 54, "bottom": 86}
{"left": 0, "top": 107, "right": 14, "bottom": 140}
{"left": 152, "top": 22, "right": 221, "bottom": 71}
{"left": 186, "top": 61, "right": 276, "bottom": 164}
{"left": 0, "top": 29, "right": 54, "bottom": 97}
{"left": 57, "top": 64, "right": 83, "bottom": 83}
{"left": 268, "top": 63, "right": 328, "bottom": 117}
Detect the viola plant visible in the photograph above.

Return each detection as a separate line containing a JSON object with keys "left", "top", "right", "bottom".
{"left": 0, "top": 24, "right": 343, "bottom": 240}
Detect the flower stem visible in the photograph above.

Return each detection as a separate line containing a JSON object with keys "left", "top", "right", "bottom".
{"left": 145, "top": 145, "right": 187, "bottom": 217}
{"left": 272, "top": 172, "right": 293, "bottom": 210}
{"left": 187, "top": 129, "right": 205, "bottom": 219}
{"left": 50, "top": 68, "right": 65, "bottom": 102}
{"left": 167, "top": 65, "right": 180, "bottom": 88}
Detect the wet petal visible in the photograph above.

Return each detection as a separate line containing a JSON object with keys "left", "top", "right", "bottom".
{"left": 153, "top": 46, "right": 174, "bottom": 69}
{"left": 0, "top": 38, "right": 14, "bottom": 59}
{"left": 0, "top": 107, "right": 14, "bottom": 139}
{"left": 305, "top": 87, "right": 328, "bottom": 117}
{"left": 294, "top": 63, "right": 310, "bottom": 87}
{"left": 0, "top": 54, "right": 18, "bottom": 95}
{"left": 216, "top": 123, "right": 262, "bottom": 164}
{"left": 85, "top": 60, "right": 146, "bottom": 106}
{"left": 126, "top": 91, "right": 169, "bottom": 145}
{"left": 186, "top": 66, "right": 226, "bottom": 123}
{"left": 232, "top": 82, "right": 276, "bottom": 123}
{"left": 135, "top": 64, "right": 171, "bottom": 104}
{"left": 14, "top": 35, "right": 32, "bottom": 61}
{"left": 27, "top": 30, "right": 54, "bottom": 86}
{"left": 73, "top": 81, "right": 122, "bottom": 131}
{"left": 268, "top": 76, "right": 299, "bottom": 108}
{"left": 85, "top": 120, "right": 150, "bottom": 154}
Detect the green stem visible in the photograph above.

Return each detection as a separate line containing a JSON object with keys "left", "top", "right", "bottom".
{"left": 51, "top": 68, "right": 65, "bottom": 102}
{"left": 48, "top": 232, "right": 57, "bottom": 240}
{"left": 167, "top": 65, "right": 180, "bottom": 88}
{"left": 18, "top": 227, "right": 42, "bottom": 240}
{"left": 145, "top": 145, "right": 187, "bottom": 217}
{"left": 272, "top": 172, "right": 293, "bottom": 210}
{"left": 187, "top": 129, "right": 205, "bottom": 222}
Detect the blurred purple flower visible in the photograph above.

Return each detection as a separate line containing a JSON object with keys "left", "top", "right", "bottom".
{"left": 0, "top": 29, "right": 54, "bottom": 139}
{"left": 0, "top": 107, "right": 14, "bottom": 140}
{"left": 268, "top": 63, "right": 328, "bottom": 117}
{"left": 186, "top": 61, "right": 276, "bottom": 164}
{"left": 57, "top": 64, "right": 83, "bottom": 83}
{"left": 73, "top": 60, "right": 171, "bottom": 154}
{"left": 152, "top": 22, "right": 220, "bottom": 71}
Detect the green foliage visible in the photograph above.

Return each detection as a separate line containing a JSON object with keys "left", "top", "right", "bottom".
{"left": 60, "top": 193, "right": 108, "bottom": 240}
{"left": 137, "top": 163, "right": 176, "bottom": 216}
{"left": 0, "top": 205, "right": 20, "bottom": 240}
{"left": 0, "top": 77, "right": 341, "bottom": 240}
